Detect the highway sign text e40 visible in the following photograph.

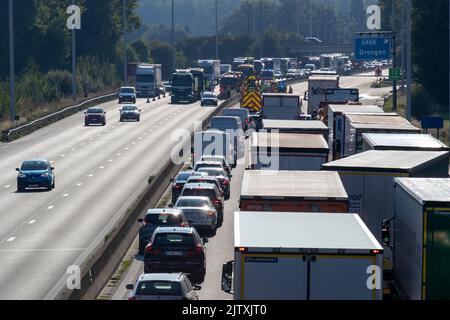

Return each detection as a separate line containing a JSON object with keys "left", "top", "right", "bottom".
{"left": 354, "top": 37, "right": 391, "bottom": 61}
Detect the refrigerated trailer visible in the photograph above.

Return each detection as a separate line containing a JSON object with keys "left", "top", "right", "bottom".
{"left": 262, "top": 119, "right": 329, "bottom": 140}
{"left": 261, "top": 93, "right": 301, "bottom": 120}
{"left": 249, "top": 132, "right": 329, "bottom": 171}
{"left": 362, "top": 133, "right": 449, "bottom": 152}
{"left": 343, "top": 114, "right": 421, "bottom": 157}
{"left": 240, "top": 170, "right": 348, "bottom": 213}
{"left": 390, "top": 178, "right": 450, "bottom": 300}
{"left": 221, "top": 211, "right": 384, "bottom": 300}
{"left": 327, "top": 105, "right": 384, "bottom": 160}
{"left": 322, "top": 150, "right": 450, "bottom": 272}
{"left": 307, "top": 75, "right": 340, "bottom": 114}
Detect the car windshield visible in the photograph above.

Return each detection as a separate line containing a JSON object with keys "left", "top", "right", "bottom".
{"left": 136, "top": 281, "right": 182, "bottom": 296}
{"left": 120, "top": 88, "right": 134, "bottom": 94}
{"left": 87, "top": 108, "right": 103, "bottom": 114}
{"left": 197, "top": 167, "right": 225, "bottom": 176}
{"left": 176, "top": 198, "right": 210, "bottom": 207}
{"left": 144, "top": 213, "right": 182, "bottom": 225}
{"left": 122, "top": 106, "right": 137, "bottom": 111}
{"left": 153, "top": 233, "right": 195, "bottom": 247}
{"left": 21, "top": 161, "right": 48, "bottom": 171}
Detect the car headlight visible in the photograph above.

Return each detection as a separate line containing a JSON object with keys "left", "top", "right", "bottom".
{"left": 41, "top": 173, "right": 49, "bottom": 177}
{"left": 19, "top": 174, "right": 26, "bottom": 178}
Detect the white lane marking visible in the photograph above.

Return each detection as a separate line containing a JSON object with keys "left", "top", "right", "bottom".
{"left": 108, "top": 159, "right": 113, "bottom": 162}
{"left": 72, "top": 148, "right": 77, "bottom": 151}
{"left": 76, "top": 183, "right": 83, "bottom": 187}
{"left": 88, "top": 173, "right": 94, "bottom": 177}
{"left": 61, "top": 154, "right": 65, "bottom": 158}
{"left": 28, "top": 220, "right": 36, "bottom": 224}
{"left": 6, "top": 237, "right": 16, "bottom": 242}
{"left": 0, "top": 248, "right": 86, "bottom": 252}
{"left": 132, "top": 142, "right": 136, "bottom": 145}
{"left": 124, "top": 147, "right": 129, "bottom": 150}
{"left": 4, "top": 185, "right": 11, "bottom": 189}
{"left": 47, "top": 205, "right": 54, "bottom": 210}
{"left": 117, "top": 153, "right": 122, "bottom": 156}
{"left": 80, "top": 143, "right": 85, "bottom": 146}
{"left": 63, "top": 193, "right": 69, "bottom": 197}
{"left": 138, "top": 137, "right": 142, "bottom": 140}
{"left": 99, "top": 166, "right": 105, "bottom": 169}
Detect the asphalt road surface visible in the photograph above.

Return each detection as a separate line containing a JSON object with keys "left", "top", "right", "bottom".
{"left": 112, "top": 73, "right": 393, "bottom": 300}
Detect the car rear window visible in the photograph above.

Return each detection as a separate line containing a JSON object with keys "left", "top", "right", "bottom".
{"left": 136, "top": 281, "right": 182, "bottom": 296}
{"left": 182, "top": 188, "right": 215, "bottom": 199}
{"left": 197, "top": 168, "right": 225, "bottom": 176}
{"left": 210, "top": 118, "right": 239, "bottom": 130}
{"left": 145, "top": 213, "right": 183, "bottom": 225}
{"left": 21, "top": 161, "right": 48, "bottom": 171}
{"left": 176, "top": 198, "right": 209, "bottom": 207}
{"left": 87, "top": 108, "right": 103, "bottom": 113}
{"left": 195, "top": 163, "right": 221, "bottom": 170}
{"left": 153, "top": 233, "right": 195, "bottom": 247}
{"left": 176, "top": 172, "right": 193, "bottom": 183}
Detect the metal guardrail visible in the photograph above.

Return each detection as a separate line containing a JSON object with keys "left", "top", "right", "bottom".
{"left": 44, "top": 94, "right": 240, "bottom": 300}
{"left": 1, "top": 92, "right": 117, "bottom": 142}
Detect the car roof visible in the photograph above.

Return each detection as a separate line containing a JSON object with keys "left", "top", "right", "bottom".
{"left": 176, "top": 196, "right": 211, "bottom": 201}
{"left": 183, "top": 183, "right": 217, "bottom": 189}
{"left": 154, "top": 227, "right": 195, "bottom": 234}
{"left": 195, "top": 161, "right": 222, "bottom": 165}
{"left": 212, "top": 116, "right": 241, "bottom": 122}
{"left": 146, "top": 208, "right": 183, "bottom": 215}
{"left": 138, "top": 273, "right": 184, "bottom": 282}
{"left": 188, "top": 175, "right": 219, "bottom": 181}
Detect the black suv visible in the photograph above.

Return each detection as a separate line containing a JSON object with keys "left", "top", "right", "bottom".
{"left": 84, "top": 107, "right": 106, "bottom": 126}
{"left": 180, "top": 183, "right": 224, "bottom": 225}
{"left": 144, "top": 227, "right": 208, "bottom": 283}
{"left": 137, "top": 208, "right": 190, "bottom": 255}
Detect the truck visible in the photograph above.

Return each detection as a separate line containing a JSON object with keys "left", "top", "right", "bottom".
{"left": 322, "top": 150, "right": 450, "bottom": 274}
{"left": 262, "top": 119, "right": 329, "bottom": 140}
{"left": 188, "top": 68, "right": 205, "bottom": 101}
{"left": 221, "top": 211, "right": 384, "bottom": 300}
{"left": 219, "top": 73, "right": 241, "bottom": 99}
{"left": 343, "top": 113, "right": 421, "bottom": 157}
{"left": 171, "top": 70, "right": 195, "bottom": 103}
{"left": 135, "top": 64, "right": 163, "bottom": 98}
{"left": 307, "top": 75, "right": 340, "bottom": 115}
{"left": 320, "top": 53, "right": 343, "bottom": 70}
{"left": 193, "top": 130, "right": 235, "bottom": 167}
{"left": 261, "top": 93, "right": 301, "bottom": 120}
{"left": 198, "top": 60, "right": 221, "bottom": 85}
{"left": 327, "top": 104, "right": 385, "bottom": 160}
{"left": 325, "top": 88, "right": 359, "bottom": 104}
{"left": 240, "top": 170, "right": 348, "bottom": 213}
{"left": 249, "top": 132, "right": 329, "bottom": 171}
{"left": 362, "top": 133, "right": 449, "bottom": 152}
{"left": 261, "top": 58, "right": 281, "bottom": 74}
{"left": 220, "top": 64, "right": 232, "bottom": 75}
{"left": 385, "top": 178, "right": 450, "bottom": 300}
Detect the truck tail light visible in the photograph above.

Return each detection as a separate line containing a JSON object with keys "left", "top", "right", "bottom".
{"left": 371, "top": 249, "right": 381, "bottom": 254}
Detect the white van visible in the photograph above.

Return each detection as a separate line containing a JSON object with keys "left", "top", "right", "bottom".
{"left": 193, "top": 130, "right": 235, "bottom": 167}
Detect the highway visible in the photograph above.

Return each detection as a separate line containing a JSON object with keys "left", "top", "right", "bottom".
{"left": 0, "top": 94, "right": 222, "bottom": 299}
{"left": 109, "top": 72, "right": 393, "bottom": 300}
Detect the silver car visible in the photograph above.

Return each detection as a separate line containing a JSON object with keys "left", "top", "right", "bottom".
{"left": 126, "top": 273, "right": 199, "bottom": 300}
{"left": 175, "top": 196, "right": 218, "bottom": 235}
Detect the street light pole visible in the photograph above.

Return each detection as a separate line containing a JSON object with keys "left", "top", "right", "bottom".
{"left": 309, "top": 0, "right": 313, "bottom": 37}
{"left": 172, "top": 0, "right": 175, "bottom": 69}
{"left": 405, "top": 0, "right": 412, "bottom": 120}
{"left": 123, "top": 0, "right": 127, "bottom": 84}
{"left": 216, "top": 0, "right": 219, "bottom": 60}
{"left": 8, "top": 0, "right": 15, "bottom": 123}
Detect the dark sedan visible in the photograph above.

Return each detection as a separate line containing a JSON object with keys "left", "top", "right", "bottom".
{"left": 119, "top": 105, "right": 141, "bottom": 122}
{"left": 85, "top": 107, "right": 106, "bottom": 126}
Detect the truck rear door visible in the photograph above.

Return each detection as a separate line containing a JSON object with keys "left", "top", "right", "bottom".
{"left": 242, "top": 254, "right": 307, "bottom": 300}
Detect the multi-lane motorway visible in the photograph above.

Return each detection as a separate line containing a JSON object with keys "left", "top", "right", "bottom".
{"left": 108, "top": 72, "right": 393, "bottom": 300}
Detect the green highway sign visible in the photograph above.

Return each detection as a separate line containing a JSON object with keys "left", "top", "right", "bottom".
{"left": 389, "top": 67, "right": 401, "bottom": 81}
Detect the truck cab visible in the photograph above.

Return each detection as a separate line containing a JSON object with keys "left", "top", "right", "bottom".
{"left": 171, "top": 71, "right": 195, "bottom": 104}
{"left": 136, "top": 64, "right": 162, "bottom": 98}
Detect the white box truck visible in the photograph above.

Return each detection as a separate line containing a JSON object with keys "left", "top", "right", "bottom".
{"left": 388, "top": 178, "right": 450, "bottom": 300}
{"left": 198, "top": 60, "right": 221, "bottom": 85}
{"left": 136, "top": 64, "right": 163, "bottom": 98}
{"left": 261, "top": 93, "right": 301, "bottom": 120}
{"left": 193, "top": 130, "right": 235, "bottom": 167}
{"left": 249, "top": 132, "right": 329, "bottom": 171}
{"left": 262, "top": 119, "right": 329, "bottom": 140}
{"left": 221, "top": 211, "right": 384, "bottom": 300}
{"left": 322, "top": 150, "right": 450, "bottom": 273}
{"left": 307, "top": 75, "right": 340, "bottom": 115}
{"left": 240, "top": 170, "right": 348, "bottom": 213}
{"left": 343, "top": 113, "right": 421, "bottom": 157}
{"left": 362, "top": 133, "right": 449, "bottom": 152}
{"left": 327, "top": 104, "right": 384, "bottom": 160}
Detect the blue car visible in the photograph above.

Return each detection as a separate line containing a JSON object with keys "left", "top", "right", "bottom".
{"left": 16, "top": 159, "right": 55, "bottom": 192}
